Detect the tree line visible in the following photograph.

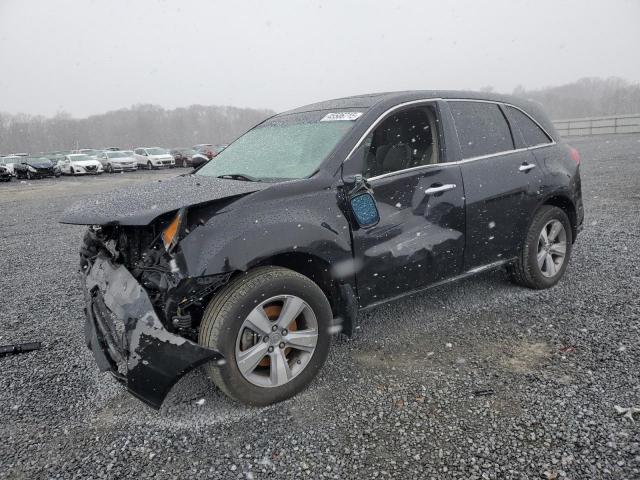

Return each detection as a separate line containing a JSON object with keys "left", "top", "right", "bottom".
{"left": 512, "top": 77, "right": 640, "bottom": 120}
{"left": 2, "top": 77, "right": 640, "bottom": 154}
{"left": 0, "top": 104, "right": 274, "bottom": 154}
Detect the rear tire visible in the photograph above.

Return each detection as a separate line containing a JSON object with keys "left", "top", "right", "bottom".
{"left": 199, "top": 266, "right": 332, "bottom": 406}
{"left": 508, "top": 205, "right": 573, "bottom": 289}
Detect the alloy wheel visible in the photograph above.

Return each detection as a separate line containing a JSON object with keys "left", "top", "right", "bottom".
{"left": 234, "top": 294, "right": 318, "bottom": 388}
{"left": 537, "top": 219, "right": 567, "bottom": 277}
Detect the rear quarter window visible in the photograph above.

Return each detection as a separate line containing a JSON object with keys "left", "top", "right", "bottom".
{"left": 449, "top": 101, "right": 514, "bottom": 159}
{"left": 504, "top": 105, "right": 552, "bottom": 147}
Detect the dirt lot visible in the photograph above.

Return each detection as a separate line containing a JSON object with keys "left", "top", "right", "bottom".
{"left": 1, "top": 137, "right": 639, "bottom": 479}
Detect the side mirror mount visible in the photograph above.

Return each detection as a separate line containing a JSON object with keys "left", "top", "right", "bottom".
{"left": 349, "top": 192, "right": 380, "bottom": 228}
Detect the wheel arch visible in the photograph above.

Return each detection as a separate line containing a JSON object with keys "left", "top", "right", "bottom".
{"left": 541, "top": 194, "right": 577, "bottom": 242}
{"left": 250, "top": 251, "right": 358, "bottom": 337}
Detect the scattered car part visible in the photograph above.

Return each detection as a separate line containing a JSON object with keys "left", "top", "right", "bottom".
{"left": 0, "top": 342, "right": 42, "bottom": 357}
{"left": 614, "top": 405, "right": 640, "bottom": 422}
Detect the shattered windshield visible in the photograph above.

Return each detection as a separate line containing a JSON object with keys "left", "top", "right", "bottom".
{"left": 196, "top": 110, "right": 363, "bottom": 180}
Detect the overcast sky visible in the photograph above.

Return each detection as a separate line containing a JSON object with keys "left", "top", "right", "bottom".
{"left": 1, "top": 0, "right": 639, "bottom": 118}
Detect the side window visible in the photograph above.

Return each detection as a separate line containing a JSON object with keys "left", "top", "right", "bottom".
{"left": 504, "top": 106, "right": 552, "bottom": 147}
{"left": 359, "top": 105, "right": 440, "bottom": 178}
{"left": 449, "top": 101, "right": 514, "bottom": 158}
{"left": 135, "top": 149, "right": 142, "bottom": 155}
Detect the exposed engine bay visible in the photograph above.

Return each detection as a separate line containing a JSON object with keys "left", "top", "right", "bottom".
{"left": 80, "top": 217, "right": 232, "bottom": 342}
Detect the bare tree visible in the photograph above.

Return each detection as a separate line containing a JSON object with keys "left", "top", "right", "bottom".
{"left": 512, "top": 77, "right": 640, "bottom": 119}
{"left": 0, "top": 104, "right": 274, "bottom": 153}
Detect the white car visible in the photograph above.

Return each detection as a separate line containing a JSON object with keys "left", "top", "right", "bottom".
{"left": 59, "top": 154, "right": 104, "bottom": 175}
{"left": 133, "top": 147, "right": 175, "bottom": 169}
{"left": 0, "top": 156, "right": 19, "bottom": 176}
{"left": 96, "top": 151, "right": 138, "bottom": 173}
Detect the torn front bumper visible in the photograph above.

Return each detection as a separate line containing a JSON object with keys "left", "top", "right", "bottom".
{"left": 83, "top": 253, "right": 223, "bottom": 409}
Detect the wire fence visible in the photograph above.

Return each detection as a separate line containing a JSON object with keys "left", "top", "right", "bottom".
{"left": 553, "top": 113, "right": 640, "bottom": 137}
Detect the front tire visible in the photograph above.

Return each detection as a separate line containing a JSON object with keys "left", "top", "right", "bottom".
{"left": 146, "top": 161, "right": 153, "bottom": 170}
{"left": 199, "top": 266, "right": 332, "bottom": 406}
{"left": 508, "top": 205, "right": 573, "bottom": 289}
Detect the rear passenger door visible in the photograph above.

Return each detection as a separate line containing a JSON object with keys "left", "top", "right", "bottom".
{"left": 134, "top": 148, "right": 145, "bottom": 166}
{"left": 448, "top": 100, "right": 544, "bottom": 269}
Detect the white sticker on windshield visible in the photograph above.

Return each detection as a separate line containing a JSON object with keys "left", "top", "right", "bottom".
{"left": 320, "top": 112, "right": 363, "bottom": 122}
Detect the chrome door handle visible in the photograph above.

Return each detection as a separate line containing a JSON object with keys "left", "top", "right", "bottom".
{"left": 424, "top": 183, "right": 456, "bottom": 194}
{"left": 519, "top": 163, "right": 536, "bottom": 172}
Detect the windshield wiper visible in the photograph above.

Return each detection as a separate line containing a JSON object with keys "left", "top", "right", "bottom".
{"left": 217, "top": 173, "right": 261, "bottom": 182}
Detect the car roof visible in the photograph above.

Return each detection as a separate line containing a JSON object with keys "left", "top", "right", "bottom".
{"left": 279, "top": 90, "right": 556, "bottom": 137}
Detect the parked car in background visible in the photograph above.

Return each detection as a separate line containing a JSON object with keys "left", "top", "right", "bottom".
{"left": 14, "top": 156, "right": 58, "bottom": 179}
{"left": 0, "top": 165, "right": 11, "bottom": 182}
{"left": 59, "top": 154, "right": 103, "bottom": 175}
{"left": 170, "top": 148, "right": 198, "bottom": 167}
{"left": 65, "top": 90, "right": 583, "bottom": 409}
{"left": 0, "top": 156, "right": 20, "bottom": 176}
{"left": 193, "top": 144, "right": 226, "bottom": 160}
{"left": 96, "top": 150, "right": 138, "bottom": 173}
{"left": 44, "top": 153, "right": 66, "bottom": 167}
{"left": 76, "top": 149, "right": 103, "bottom": 159}
{"left": 133, "top": 147, "right": 175, "bottom": 169}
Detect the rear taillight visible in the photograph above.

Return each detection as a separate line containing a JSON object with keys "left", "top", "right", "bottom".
{"left": 569, "top": 146, "right": 580, "bottom": 165}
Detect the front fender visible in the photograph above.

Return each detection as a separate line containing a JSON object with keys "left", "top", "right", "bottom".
{"left": 177, "top": 192, "right": 353, "bottom": 276}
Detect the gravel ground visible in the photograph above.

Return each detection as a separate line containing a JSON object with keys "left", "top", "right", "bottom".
{"left": 1, "top": 136, "right": 639, "bottom": 479}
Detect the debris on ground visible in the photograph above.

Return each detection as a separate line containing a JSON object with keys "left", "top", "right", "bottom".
{"left": 473, "top": 389, "right": 495, "bottom": 397}
{"left": 614, "top": 405, "right": 640, "bottom": 422}
{"left": 0, "top": 342, "right": 41, "bottom": 357}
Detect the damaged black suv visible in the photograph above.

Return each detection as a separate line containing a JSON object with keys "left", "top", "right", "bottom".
{"left": 62, "top": 91, "right": 583, "bottom": 409}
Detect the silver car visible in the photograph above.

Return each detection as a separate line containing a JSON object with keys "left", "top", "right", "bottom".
{"left": 96, "top": 151, "right": 138, "bottom": 173}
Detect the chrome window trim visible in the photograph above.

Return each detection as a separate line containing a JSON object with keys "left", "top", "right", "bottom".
{"left": 367, "top": 142, "right": 555, "bottom": 182}
{"left": 346, "top": 97, "right": 556, "bottom": 183}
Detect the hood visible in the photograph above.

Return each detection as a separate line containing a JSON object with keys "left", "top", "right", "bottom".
{"left": 72, "top": 159, "right": 101, "bottom": 167}
{"left": 110, "top": 157, "right": 136, "bottom": 164}
{"left": 60, "top": 174, "right": 270, "bottom": 226}
{"left": 29, "top": 162, "right": 53, "bottom": 169}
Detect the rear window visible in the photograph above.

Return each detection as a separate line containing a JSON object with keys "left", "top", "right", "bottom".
{"left": 449, "top": 101, "right": 514, "bottom": 159}
{"left": 504, "top": 106, "right": 552, "bottom": 147}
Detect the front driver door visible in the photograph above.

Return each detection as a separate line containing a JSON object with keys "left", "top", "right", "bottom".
{"left": 345, "top": 102, "right": 466, "bottom": 307}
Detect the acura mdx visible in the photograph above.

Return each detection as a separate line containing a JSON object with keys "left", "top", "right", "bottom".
{"left": 62, "top": 91, "right": 583, "bottom": 409}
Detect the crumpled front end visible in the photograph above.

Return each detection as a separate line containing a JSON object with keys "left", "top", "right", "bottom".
{"left": 83, "top": 253, "right": 224, "bottom": 409}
